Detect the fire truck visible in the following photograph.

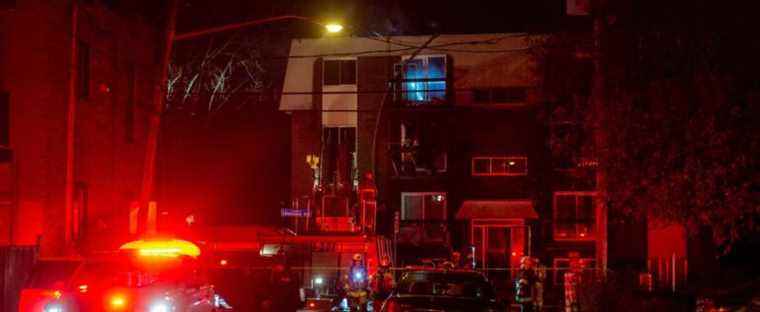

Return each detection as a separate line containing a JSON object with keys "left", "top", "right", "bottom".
{"left": 20, "top": 238, "right": 232, "bottom": 312}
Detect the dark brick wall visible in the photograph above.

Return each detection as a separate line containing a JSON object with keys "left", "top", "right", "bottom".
{"left": 0, "top": 0, "right": 157, "bottom": 255}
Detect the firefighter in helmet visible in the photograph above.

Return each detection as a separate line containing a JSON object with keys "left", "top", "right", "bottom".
{"left": 345, "top": 253, "right": 369, "bottom": 311}
{"left": 515, "top": 256, "right": 537, "bottom": 312}
{"left": 370, "top": 256, "right": 394, "bottom": 309}
{"left": 442, "top": 251, "right": 462, "bottom": 270}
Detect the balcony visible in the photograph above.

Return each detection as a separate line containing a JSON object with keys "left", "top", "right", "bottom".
{"left": 388, "top": 143, "right": 447, "bottom": 178}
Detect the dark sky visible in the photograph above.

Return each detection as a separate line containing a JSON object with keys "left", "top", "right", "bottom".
{"left": 176, "top": 0, "right": 569, "bottom": 36}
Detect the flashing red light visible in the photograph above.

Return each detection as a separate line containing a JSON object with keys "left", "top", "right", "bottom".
{"left": 579, "top": 232, "right": 587, "bottom": 238}
{"left": 110, "top": 294, "right": 127, "bottom": 309}
{"left": 511, "top": 251, "right": 518, "bottom": 257}
{"left": 220, "top": 259, "right": 228, "bottom": 266}
{"left": 78, "top": 284, "right": 88, "bottom": 293}
{"left": 120, "top": 239, "right": 201, "bottom": 258}
{"left": 52, "top": 290, "right": 62, "bottom": 299}
{"left": 308, "top": 302, "right": 316, "bottom": 308}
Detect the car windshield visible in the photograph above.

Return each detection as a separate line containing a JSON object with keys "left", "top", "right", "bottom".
{"left": 396, "top": 272, "right": 495, "bottom": 300}
{"left": 69, "top": 256, "right": 199, "bottom": 288}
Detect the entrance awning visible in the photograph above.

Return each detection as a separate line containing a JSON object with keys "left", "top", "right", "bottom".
{"left": 456, "top": 200, "right": 538, "bottom": 219}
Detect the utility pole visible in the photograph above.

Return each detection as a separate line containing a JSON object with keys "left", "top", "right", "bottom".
{"left": 137, "top": 0, "right": 180, "bottom": 233}
{"left": 64, "top": 0, "right": 79, "bottom": 248}
{"left": 590, "top": 0, "right": 608, "bottom": 272}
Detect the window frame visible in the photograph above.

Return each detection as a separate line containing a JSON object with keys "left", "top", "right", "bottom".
{"left": 471, "top": 156, "right": 528, "bottom": 177}
{"left": 552, "top": 191, "right": 597, "bottom": 241}
{"left": 400, "top": 192, "right": 447, "bottom": 221}
{"left": 396, "top": 54, "right": 448, "bottom": 103}
{"left": 322, "top": 58, "right": 357, "bottom": 86}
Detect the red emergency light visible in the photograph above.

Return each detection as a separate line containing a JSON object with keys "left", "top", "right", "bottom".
{"left": 119, "top": 239, "right": 201, "bottom": 258}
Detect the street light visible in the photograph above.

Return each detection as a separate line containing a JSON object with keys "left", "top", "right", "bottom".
{"left": 139, "top": 10, "right": 343, "bottom": 234}
{"left": 324, "top": 23, "right": 344, "bottom": 34}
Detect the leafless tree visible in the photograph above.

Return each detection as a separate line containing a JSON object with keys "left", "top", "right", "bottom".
{"left": 167, "top": 34, "right": 267, "bottom": 115}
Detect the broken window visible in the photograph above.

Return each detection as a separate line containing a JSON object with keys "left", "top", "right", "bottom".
{"left": 323, "top": 59, "right": 356, "bottom": 86}
{"left": 321, "top": 127, "right": 357, "bottom": 190}
{"left": 401, "top": 193, "right": 446, "bottom": 221}
{"left": 471, "top": 156, "right": 527, "bottom": 176}
{"left": 472, "top": 87, "right": 528, "bottom": 104}
{"left": 392, "top": 120, "right": 447, "bottom": 177}
{"left": 396, "top": 55, "right": 446, "bottom": 104}
{"left": 553, "top": 192, "right": 596, "bottom": 240}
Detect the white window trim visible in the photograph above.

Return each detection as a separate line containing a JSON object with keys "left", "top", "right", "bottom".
{"left": 322, "top": 57, "right": 357, "bottom": 87}
{"left": 400, "top": 192, "right": 447, "bottom": 221}
{"left": 471, "top": 156, "right": 528, "bottom": 176}
{"left": 552, "top": 191, "right": 597, "bottom": 241}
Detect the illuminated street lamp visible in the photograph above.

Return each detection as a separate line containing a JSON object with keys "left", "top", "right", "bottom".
{"left": 325, "top": 23, "right": 344, "bottom": 34}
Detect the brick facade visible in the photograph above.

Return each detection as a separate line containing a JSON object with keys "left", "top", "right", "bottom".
{"left": 0, "top": 0, "right": 158, "bottom": 255}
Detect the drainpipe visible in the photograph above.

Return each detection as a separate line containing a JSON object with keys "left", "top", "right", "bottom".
{"left": 64, "top": 0, "right": 79, "bottom": 250}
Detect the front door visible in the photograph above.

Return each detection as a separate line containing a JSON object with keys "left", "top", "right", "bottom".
{"left": 471, "top": 223, "right": 527, "bottom": 275}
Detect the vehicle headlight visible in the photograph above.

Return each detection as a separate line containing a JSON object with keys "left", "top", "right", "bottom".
{"left": 44, "top": 303, "right": 64, "bottom": 312}
{"left": 149, "top": 301, "right": 172, "bottom": 312}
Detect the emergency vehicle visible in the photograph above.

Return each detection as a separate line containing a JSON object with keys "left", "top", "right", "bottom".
{"left": 21, "top": 238, "right": 232, "bottom": 312}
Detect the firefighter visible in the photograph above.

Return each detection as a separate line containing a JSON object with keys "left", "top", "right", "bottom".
{"left": 515, "top": 256, "right": 537, "bottom": 312}
{"left": 345, "top": 254, "right": 369, "bottom": 311}
{"left": 442, "top": 251, "right": 462, "bottom": 270}
{"left": 371, "top": 256, "right": 395, "bottom": 310}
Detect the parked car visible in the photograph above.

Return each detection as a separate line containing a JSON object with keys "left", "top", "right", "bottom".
{"left": 380, "top": 269, "right": 505, "bottom": 312}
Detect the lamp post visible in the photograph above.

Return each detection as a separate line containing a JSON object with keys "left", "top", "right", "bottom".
{"left": 137, "top": 7, "right": 342, "bottom": 234}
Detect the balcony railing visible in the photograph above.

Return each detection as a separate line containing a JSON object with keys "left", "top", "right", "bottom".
{"left": 388, "top": 143, "right": 447, "bottom": 178}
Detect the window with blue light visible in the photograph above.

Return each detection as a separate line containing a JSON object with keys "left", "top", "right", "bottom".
{"left": 397, "top": 55, "right": 447, "bottom": 104}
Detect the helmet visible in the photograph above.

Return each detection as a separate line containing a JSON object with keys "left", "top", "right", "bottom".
{"left": 380, "top": 256, "right": 390, "bottom": 266}
{"left": 353, "top": 253, "right": 363, "bottom": 261}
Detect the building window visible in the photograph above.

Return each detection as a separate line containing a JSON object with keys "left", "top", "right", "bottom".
{"left": 0, "top": 92, "right": 9, "bottom": 147}
{"left": 321, "top": 127, "right": 357, "bottom": 189}
{"left": 553, "top": 257, "right": 596, "bottom": 284}
{"left": 323, "top": 59, "right": 356, "bottom": 86}
{"left": 472, "top": 87, "right": 527, "bottom": 104}
{"left": 396, "top": 55, "right": 447, "bottom": 103}
{"left": 553, "top": 192, "right": 596, "bottom": 240}
{"left": 401, "top": 192, "right": 446, "bottom": 221}
{"left": 471, "top": 156, "right": 528, "bottom": 176}
{"left": 78, "top": 41, "right": 90, "bottom": 99}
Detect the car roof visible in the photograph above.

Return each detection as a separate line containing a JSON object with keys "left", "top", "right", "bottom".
{"left": 401, "top": 269, "right": 488, "bottom": 280}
